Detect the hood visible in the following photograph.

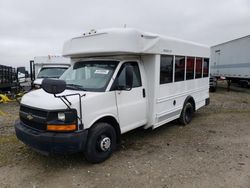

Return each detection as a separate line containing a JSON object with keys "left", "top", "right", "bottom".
{"left": 21, "top": 89, "right": 102, "bottom": 110}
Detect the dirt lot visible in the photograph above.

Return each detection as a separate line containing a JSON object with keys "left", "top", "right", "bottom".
{"left": 0, "top": 82, "right": 250, "bottom": 188}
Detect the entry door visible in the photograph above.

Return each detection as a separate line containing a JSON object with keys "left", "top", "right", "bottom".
{"left": 115, "top": 62, "right": 147, "bottom": 133}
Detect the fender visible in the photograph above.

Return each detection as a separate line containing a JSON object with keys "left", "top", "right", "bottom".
{"left": 183, "top": 95, "right": 196, "bottom": 111}
{"left": 88, "top": 113, "right": 119, "bottom": 128}
{"left": 88, "top": 114, "right": 121, "bottom": 143}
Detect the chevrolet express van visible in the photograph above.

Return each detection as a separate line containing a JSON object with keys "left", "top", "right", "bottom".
{"left": 15, "top": 28, "right": 210, "bottom": 163}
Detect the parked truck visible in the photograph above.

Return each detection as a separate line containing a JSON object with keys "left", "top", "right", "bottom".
{"left": 15, "top": 28, "right": 210, "bottom": 163}
{"left": 210, "top": 35, "right": 250, "bottom": 90}
{"left": 30, "top": 56, "right": 70, "bottom": 88}
{"left": 0, "top": 65, "right": 17, "bottom": 91}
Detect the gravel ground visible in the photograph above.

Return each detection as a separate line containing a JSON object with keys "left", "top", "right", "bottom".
{"left": 0, "top": 82, "right": 250, "bottom": 188}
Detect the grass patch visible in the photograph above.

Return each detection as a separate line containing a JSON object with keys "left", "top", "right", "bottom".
{"left": 0, "top": 135, "right": 23, "bottom": 167}
{"left": 0, "top": 135, "right": 17, "bottom": 144}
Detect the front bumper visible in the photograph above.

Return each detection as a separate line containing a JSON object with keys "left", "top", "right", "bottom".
{"left": 15, "top": 120, "right": 88, "bottom": 154}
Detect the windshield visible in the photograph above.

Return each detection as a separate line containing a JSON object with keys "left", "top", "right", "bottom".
{"left": 37, "top": 67, "right": 68, "bottom": 78}
{"left": 60, "top": 60, "right": 118, "bottom": 92}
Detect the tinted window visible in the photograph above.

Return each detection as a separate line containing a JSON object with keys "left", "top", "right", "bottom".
{"left": 160, "top": 55, "right": 173, "bottom": 84}
{"left": 174, "top": 56, "right": 185, "bottom": 82}
{"left": 203, "top": 58, "right": 209, "bottom": 77}
{"left": 116, "top": 62, "right": 142, "bottom": 88}
{"left": 195, "top": 58, "right": 202, "bottom": 78}
{"left": 186, "top": 57, "right": 195, "bottom": 80}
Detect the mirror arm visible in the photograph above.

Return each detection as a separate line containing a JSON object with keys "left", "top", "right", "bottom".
{"left": 63, "top": 96, "right": 72, "bottom": 106}
{"left": 54, "top": 94, "right": 71, "bottom": 109}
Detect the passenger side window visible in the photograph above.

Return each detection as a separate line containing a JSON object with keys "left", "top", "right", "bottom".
{"left": 186, "top": 57, "right": 195, "bottom": 80}
{"left": 160, "top": 55, "right": 173, "bottom": 84}
{"left": 116, "top": 62, "right": 142, "bottom": 88}
{"left": 195, "top": 58, "right": 202, "bottom": 78}
{"left": 174, "top": 56, "right": 185, "bottom": 82}
{"left": 203, "top": 58, "right": 209, "bottom": 77}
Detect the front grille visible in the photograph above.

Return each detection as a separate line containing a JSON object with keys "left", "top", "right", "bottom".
{"left": 20, "top": 105, "right": 48, "bottom": 117}
{"left": 19, "top": 105, "right": 48, "bottom": 131}
{"left": 20, "top": 116, "right": 47, "bottom": 131}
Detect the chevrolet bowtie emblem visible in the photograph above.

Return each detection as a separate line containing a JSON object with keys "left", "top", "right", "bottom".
{"left": 27, "top": 114, "right": 33, "bottom": 120}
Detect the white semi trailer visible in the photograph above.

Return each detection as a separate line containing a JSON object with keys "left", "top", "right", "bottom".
{"left": 210, "top": 35, "right": 250, "bottom": 90}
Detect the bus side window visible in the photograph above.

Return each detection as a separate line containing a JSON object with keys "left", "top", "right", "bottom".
{"left": 186, "top": 57, "right": 195, "bottom": 80}
{"left": 160, "top": 55, "right": 173, "bottom": 84}
{"left": 203, "top": 58, "right": 209, "bottom": 77}
{"left": 195, "top": 58, "right": 202, "bottom": 79}
{"left": 174, "top": 56, "right": 185, "bottom": 82}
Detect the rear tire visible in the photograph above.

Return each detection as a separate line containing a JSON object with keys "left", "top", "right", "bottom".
{"left": 179, "top": 102, "right": 194, "bottom": 125}
{"left": 84, "top": 122, "right": 116, "bottom": 163}
{"left": 209, "top": 86, "right": 216, "bottom": 92}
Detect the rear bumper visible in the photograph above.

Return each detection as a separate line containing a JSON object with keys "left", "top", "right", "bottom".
{"left": 15, "top": 120, "right": 88, "bottom": 154}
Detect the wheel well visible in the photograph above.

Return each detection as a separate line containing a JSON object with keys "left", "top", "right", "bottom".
{"left": 184, "top": 96, "right": 196, "bottom": 111}
{"left": 94, "top": 116, "right": 121, "bottom": 144}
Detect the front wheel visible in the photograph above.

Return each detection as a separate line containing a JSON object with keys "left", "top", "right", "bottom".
{"left": 179, "top": 102, "right": 194, "bottom": 125}
{"left": 84, "top": 122, "right": 116, "bottom": 163}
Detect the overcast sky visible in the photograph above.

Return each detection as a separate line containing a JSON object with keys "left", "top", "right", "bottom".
{"left": 0, "top": 0, "right": 250, "bottom": 68}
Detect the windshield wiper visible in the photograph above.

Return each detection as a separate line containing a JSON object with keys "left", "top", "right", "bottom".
{"left": 66, "top": 84, "right": 86, "bottom": 91}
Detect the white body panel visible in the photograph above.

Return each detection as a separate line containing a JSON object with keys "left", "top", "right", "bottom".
{"left": 155, "top": 77, "right": 208, "bottom": 128}
{"left": 22, "top": 89, "right": 119, "bottom": 130}
{"left": 63, "top": 28, "right": 208, "bottom": 58}
{"left": 210, "top": 35, "right": 250, "bottom": 79}
{"left": 142, "top": 55, "right": 209, "bottom": 129}
{"left": 21, "top": 28, "right": 209, "bottom": 134}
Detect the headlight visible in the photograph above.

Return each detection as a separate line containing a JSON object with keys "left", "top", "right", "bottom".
{"left": 47, "top": 110, "right": 78, "bottom": 132}
{"left": 58, "top": 112, "right": 66, "bottom": 121}
{"left": 53, "top": 110, "right": 77, "bottom": 123}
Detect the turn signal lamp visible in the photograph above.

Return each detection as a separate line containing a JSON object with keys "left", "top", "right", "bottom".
{"left": 47, "top": 124, "right": 76, "bottom": 132}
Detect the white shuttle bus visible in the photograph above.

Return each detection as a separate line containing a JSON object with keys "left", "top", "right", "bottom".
{"left": 15, "top": 28, "right": 210, "bottom": 163}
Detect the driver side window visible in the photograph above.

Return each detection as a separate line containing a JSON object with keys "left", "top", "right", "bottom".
{"left": 116, "top": 62, "right": 142, "bottom": 88}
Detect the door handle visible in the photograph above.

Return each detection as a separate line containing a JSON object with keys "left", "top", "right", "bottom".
{"left": 142, "top": 88, "right": 146, "bottom": 98}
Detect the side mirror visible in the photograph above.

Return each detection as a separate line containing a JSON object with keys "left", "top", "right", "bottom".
{"left": 41, "top": 79, "right": 66, "bottom": 94}
{"left": 125, "top": 66, "right": 133, "bottom": 90}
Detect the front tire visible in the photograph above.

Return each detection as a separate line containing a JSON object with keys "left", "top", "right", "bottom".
{"left": 179, "top": 102, "right": 194, "bottom": 125}
{"left": 84, "top": 122, "right": 116, "bottom": 163}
